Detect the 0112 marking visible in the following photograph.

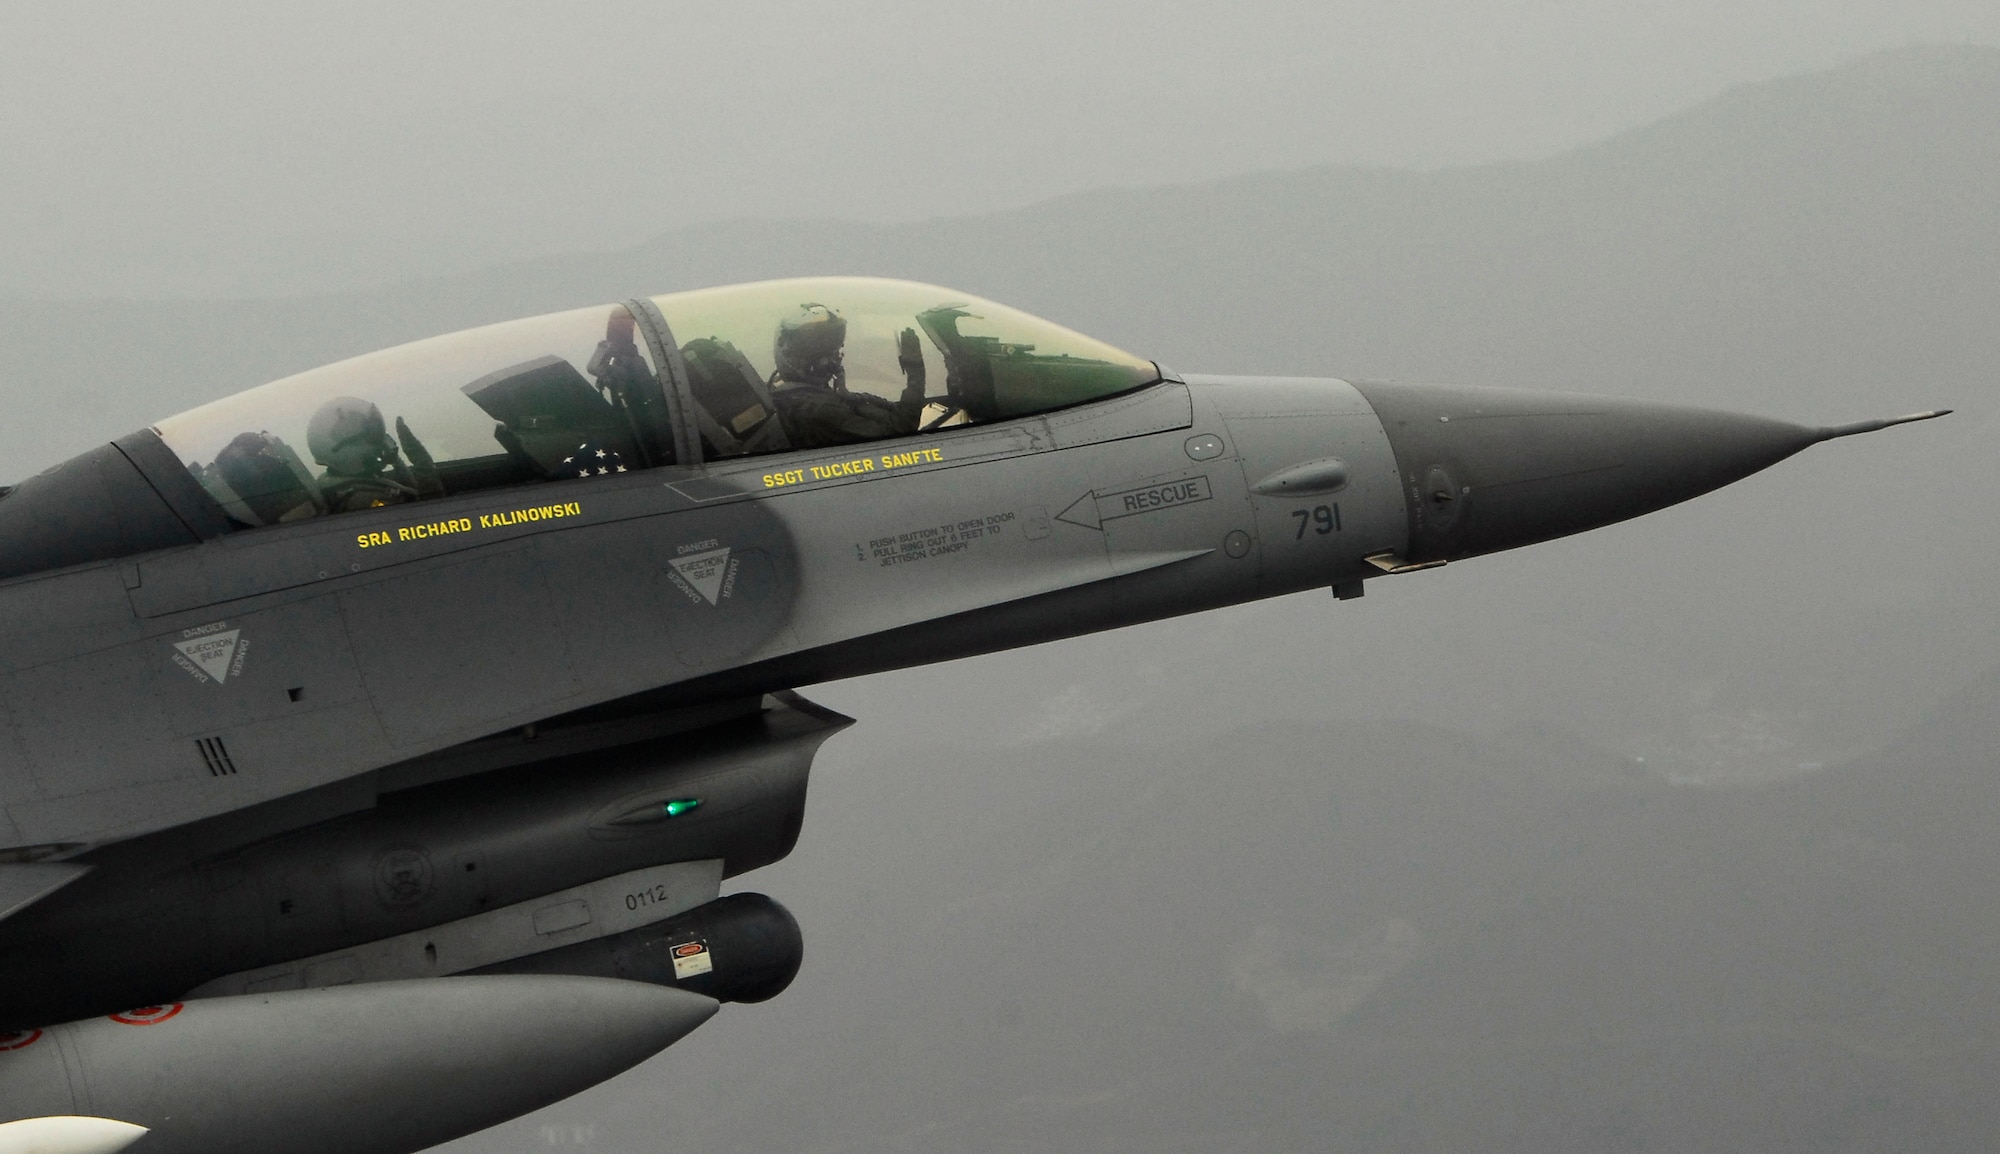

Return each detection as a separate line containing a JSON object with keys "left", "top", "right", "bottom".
{"left": 625, "top": 882, "right": 677, "bottom": 912}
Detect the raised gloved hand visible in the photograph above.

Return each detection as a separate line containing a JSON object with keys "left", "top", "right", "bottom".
{"left": 394, "top": 417, "right": 435, "bottom": 470}
{"left": 897, "top": 327, "right": 926, "bottom": 399}
{"left": 395, "top": 416, "right": 447, "bottom": 497}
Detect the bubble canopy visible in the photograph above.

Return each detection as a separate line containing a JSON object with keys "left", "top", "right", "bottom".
{"left": 151, "top": 278, "right": 1160, "bottom": 530}
{"left": 152, "top": 303, "right": 672, "bottom": 529}
{"left": 652, "top": 278, "right": 1159, "bottom": 456}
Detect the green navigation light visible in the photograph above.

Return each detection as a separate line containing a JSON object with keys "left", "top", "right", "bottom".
{"left": 662, "top": 798, "right": 702, "bottom": 818}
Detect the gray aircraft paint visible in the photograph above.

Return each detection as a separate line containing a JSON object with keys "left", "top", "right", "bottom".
{"left": 0, "top": 690, "right": 838, "bottom": 1027}
{"left": 0, "top": 280, "right": 1944, "bottom": 1154}
{"left": 0, "top": 353, "right": 1933, "bottom": 858}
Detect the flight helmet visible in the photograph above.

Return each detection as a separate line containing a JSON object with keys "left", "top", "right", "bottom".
{"left": 307, "top": 396, "right": 394, "bottom": 475}
{"left": 773, "top": 303, "right": 847, "bottom": 388}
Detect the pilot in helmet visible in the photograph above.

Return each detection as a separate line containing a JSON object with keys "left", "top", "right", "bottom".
{"left": 772, "top": 304, "right": 850, "bottom": 391}
{"left": 768, "top": 304, "right": 927, "bottom": 450}
{"left": 306, "top": 396, "right": 443, "bottom": 512}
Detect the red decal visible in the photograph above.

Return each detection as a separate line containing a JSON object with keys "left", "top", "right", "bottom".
{"left": 0, "top": 1029, "right": 41, "bottom": 1051}
{"left": 672, "top": 942, "right": 707, "bottom": 958}
{"left": 109, "top": 1003, "right": 184, "bottom": 1025}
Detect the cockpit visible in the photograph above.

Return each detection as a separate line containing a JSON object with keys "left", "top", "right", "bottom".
{"left": 654, "top": 278, "right": 1158, "bottom": 459}
{"left": 148, "top": 277, "right": 1160, "bottom": 530}
{"left": 152, "top": 302, "right": 678, "bottom": 529}
{"left": 0, "top": 279, "right": 1161, "bottom": 580}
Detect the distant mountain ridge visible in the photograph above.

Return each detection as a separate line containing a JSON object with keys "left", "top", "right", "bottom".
{"left": 7, "top": 45, "right": 1994, "bottom": 454}
{"left": 0, "top": 46, "right": 1994, "bottom": 1154}
{"left": 2, "top": 42, "right": 1993, "bottom": 770}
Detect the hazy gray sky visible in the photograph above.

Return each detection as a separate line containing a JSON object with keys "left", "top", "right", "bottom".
{"left": 3, "top": 2, "right": 1998, "bottom": 296}
{"left": 0, "top": 13, "right": 1995, "bottom": 1152}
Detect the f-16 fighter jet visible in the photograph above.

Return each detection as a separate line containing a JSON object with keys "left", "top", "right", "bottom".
{"left": 0, "top": 277, "right": 1944, "bottom": 1154}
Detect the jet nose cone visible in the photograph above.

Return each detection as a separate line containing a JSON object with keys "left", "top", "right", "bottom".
{"left": 1351, "top": 381, "right": 1821, "bottom": 563}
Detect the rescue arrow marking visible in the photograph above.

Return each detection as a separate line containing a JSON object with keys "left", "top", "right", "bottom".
{"left": 1058, "top": 476, "right": 1215, "bottom": 532}
{"left": 1055, "top": 493, "right": 1102, "bottom": 531}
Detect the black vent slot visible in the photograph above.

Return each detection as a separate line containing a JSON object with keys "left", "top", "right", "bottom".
{"left": 196, "top": 736, "right": 238, "bottom": 777}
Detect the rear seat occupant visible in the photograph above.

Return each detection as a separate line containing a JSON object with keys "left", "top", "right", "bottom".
{"left": 155, "top": 301, "right": 682, "bottom": 528}
{"left": 306, "top": 396, "right": 443, "bottom": 512}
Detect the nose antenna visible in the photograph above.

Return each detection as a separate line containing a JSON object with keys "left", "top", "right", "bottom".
{"left": 1813, "top": 409, "right": 1951, "bottom": 443}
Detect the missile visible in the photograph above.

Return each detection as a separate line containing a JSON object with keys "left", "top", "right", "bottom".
{"left": 0, "top": 1116, "right": 147, "bottom": 1154}
{"left": 0, "top": 976, "right": 714, "bottom": 1154}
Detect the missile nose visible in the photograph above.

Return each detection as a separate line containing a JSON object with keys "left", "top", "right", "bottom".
{"left": 1350, "top": 380, "right": 1946, "bottom": 564}
{"left": 0, "top": 1117, "right": 148, "bottom": 1154}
